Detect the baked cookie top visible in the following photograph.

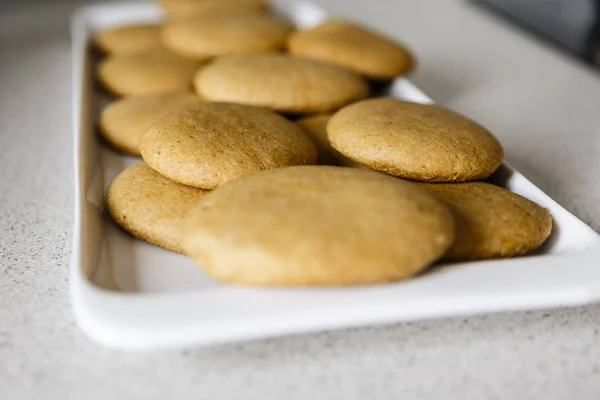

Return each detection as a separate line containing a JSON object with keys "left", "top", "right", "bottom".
{"left": 97, "top": 47, "right": 201, "bottom": 96}
{"left": 94, "top": 24, "right": 163, "bottom": 55}
{"left": 158, "top": 0, "right": 267, "bottom": 18}
{"left": 106, "top": 162, "right": 209, "bottom": 253}
{"left": 162, "top": 11, "right": 293, "bottom": 60}
{"left": 139, "top": 102, "right": 318, "bottom": 189}
{"left": 288, "top": 20, "right": 414, "bottom": 79}
{"left": 182, "top": 166, "right": 455, "bottom": 286}
{"left": 328, "top": 97, "right": 504, "bottom": 182}
{"left": 417, "top": 182, "right": 552, "bottom": 261}
{"left": 194, "top": 53, "right": 368, "bottom": 113}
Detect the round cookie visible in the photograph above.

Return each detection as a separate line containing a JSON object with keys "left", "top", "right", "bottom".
{"left": 328, "top": 98, "right": 504, "bottom": 182}
{"left": 97, "top": 47, "right": 202, "bottom": 96}
{"left": 139, "top": 102, "right": 318, "bottom": 189}
{"left": 162, "top": 11, "right": 293, "bottom": 60}
{"left": 158, "top": 0, "right": 267, "bottom": 18}
{"left": 106, "top": 162, "right": 209, "bottom": 253}
{"left": 182, "top": 166, "right": 455, "bottom": 286}
{"left": 194, "top": 53, "right": 369, "bottom": 114}
{"left": 288, "top": 20, "right": 415, "bottom": 79}
{"left": 417, "top": 182, "right": 552, "bottom": 261}
{"left": 99, "top": 93, "right": 201, "bottom": 155}
{"left": 94, "top": 24, "right": 162, "bottom": 55}
{"left": 296, "top": 114, "right": 360, "bottom": 167}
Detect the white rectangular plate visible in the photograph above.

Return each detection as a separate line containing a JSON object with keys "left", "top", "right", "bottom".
{"left": 71, "top": 1, "right": 600, "bottom": 350}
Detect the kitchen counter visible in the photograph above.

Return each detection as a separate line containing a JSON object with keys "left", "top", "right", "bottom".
{"left": 2, "top": 0, "right": 600, "bottom": 399}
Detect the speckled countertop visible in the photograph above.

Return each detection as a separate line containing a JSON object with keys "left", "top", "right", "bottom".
{"left": 2, "top": 0, "right": 600, "bottom": 399}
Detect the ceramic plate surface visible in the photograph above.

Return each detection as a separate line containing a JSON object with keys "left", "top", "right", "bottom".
{"left": 71, "top": 1, "right": 600, "bottom": 350}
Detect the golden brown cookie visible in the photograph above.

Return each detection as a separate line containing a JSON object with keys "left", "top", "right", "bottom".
{"left": 93, "top": 24, "right": 163, "bottom": 55}
{"left": 158, "top": 0, "right": 267, "bottom": 18}
{"left": 139, "top": 102, "right": 318, "bottom": 189}
{"left": 99, "top": 93, "right": 201, "bottom": 155}
{"left": 194, "top": 53, "right": 369, "bottom": 114}
{"left": 328, "top": 98, "right": 504, "bottom": 182}
{"left": 106, "top": 162, "right": 209, "bottom": 253}
{"left": 288, "top": 20, "right": 415, "bottom": 79}
{"left": 97, "top": 47, "right": 202, "bottom": 96}
{"left": 417, "top": 182, "right": 552, "bottom": 261}
{"left": 162, "top": 11, "right": 293, "bottom": 60}
{"left": 295, "top": 114, "right": 360, "bottom": 167}
{"left": 182, "top": 166, "right": 454, "bottom": 286}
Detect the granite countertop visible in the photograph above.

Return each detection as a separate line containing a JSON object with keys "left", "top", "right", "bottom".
{"left": 2, "top": 0, "right": 600, "bottom": 399}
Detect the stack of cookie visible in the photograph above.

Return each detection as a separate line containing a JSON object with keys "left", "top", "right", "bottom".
{"left": 96, "top": 0, "right": 552, "bottom": 286}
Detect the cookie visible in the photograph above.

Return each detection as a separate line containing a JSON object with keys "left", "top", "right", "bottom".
{"left": 295, "top": 114, "right": 360, "bottom": 167}
{"left": 139, "top": 102, "right": 318, "bottom": 189}
{"left": 158, "top": 0, "right": 267, "bottom": 18}
{"left": 194, "top": 53, "right": 368, "bottom": 113}
{"left": 93, "top": 24, "right": 163, "bottom": 55}
{"left": 417, "top": 182, "right": 552, "bottom": 261}
{"left": 328, "top": 98, "right": 504, "bottom": 182}
{"left": 181, "top": 166, "right": 454, "bottom": 286}
{"left": 162, "top": 11, "right": 293, "bottom": 60}
{"left": 99, "top": 93, "right": 201, "bottom": 155}
{"left": 97, "top": 47, "right": 202, "bottom": 96}
{"left": 288, "top": 20, "right": 415, "bottom": 79}
{"left": 106, "top": 162, "right": 208, "bottom": 253}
